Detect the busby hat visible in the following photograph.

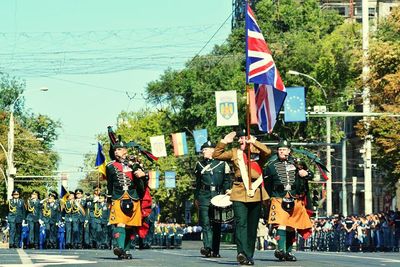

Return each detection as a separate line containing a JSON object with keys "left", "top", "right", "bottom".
{"left": 200, "top": 140, "right": 215, "bottom": 150}
{"left": 277, "top": 140, "right": 291, "bottom": 148}
{"left": 75, "top": 188, "right": 83, "bottom": 194}
{"left": 112, "top": 140, "right": 127, "bottom": 149}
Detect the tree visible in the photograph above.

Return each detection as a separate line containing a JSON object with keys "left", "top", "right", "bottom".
{"left": 356, "top": 7, "right": 400, "bottom": 190}
{"left": 0, "top": 73, "right": 60, "bottom": 216}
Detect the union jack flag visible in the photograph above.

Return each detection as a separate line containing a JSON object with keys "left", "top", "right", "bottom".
{"left": 246, "top": 4, "right": 286, "bottom": 132}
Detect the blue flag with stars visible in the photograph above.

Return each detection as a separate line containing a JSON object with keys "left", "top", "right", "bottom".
{"left": 284, "top": 87, "right": 306, "bottom": 122}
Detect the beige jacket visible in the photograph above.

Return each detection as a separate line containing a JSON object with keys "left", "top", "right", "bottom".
{"left": 213, "top": 140, "right": 271, "bottom": 203}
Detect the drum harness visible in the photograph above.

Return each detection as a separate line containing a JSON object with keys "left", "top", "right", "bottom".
{"left": 198, "top": 161, "right": 225, "bottom": 192}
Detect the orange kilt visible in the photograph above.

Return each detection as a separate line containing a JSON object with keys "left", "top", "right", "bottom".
{"left": 109, "top": 192, "right": 142, "bottom": 226}
{"left": 268, "top": 197, "right": 312, "bottom": 230}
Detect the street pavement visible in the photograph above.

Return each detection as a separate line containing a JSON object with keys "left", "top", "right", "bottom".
{"left": 0, "top": 241, "right": 399, "bottom": 267}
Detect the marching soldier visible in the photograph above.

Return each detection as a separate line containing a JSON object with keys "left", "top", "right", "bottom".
{"left": 71, "top": 189, "right": 86, "bottom": 249}
{"left": 8, "top": 189, "right": 25, "bottom": 248}
{"left": 213, "top": 130, "right": 271, "bottom": 265}
{"left": 98, "top": 193, "right": 110, "bottom": 249}
{"left": 40, "top": 191, "right": 61, "bottom": 249}
{"left": 194, "top": 140, "right": 231, "bottom": 258}
{"left": 106, "top": 139, "right": 148, "bottom": 259}
{"left": 25, "top": 190, "right": 41, "bottom": 249}
{"left": 63, "top": 191, "right": 75, "bottom": 249}
{"left": 85, "top": 186, "right": 100, "bottom": 248}
{"left": 264, "top": 140, "right": 314, "bottom": 261}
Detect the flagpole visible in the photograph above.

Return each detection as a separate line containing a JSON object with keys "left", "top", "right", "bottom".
{"left": 246, "top": 84, "right": 252, "bottom": 191}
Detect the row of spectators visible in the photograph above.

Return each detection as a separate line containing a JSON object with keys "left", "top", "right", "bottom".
{"left": 297, "top": 211, "right": 400, "bottom": 252}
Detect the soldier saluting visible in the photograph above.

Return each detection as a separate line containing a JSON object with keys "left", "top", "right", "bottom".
{"left": 194, "top": 140, "right": 231, "bottom": 258}
{"left": 213, "top": 130, "right": 271, "bottom": 266}
{"left": 8, "top": 189, "right": 25, "bottom": 248}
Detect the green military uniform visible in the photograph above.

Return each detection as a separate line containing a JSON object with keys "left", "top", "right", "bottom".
{"left": 71, "top": 189, "right": 86, "bottom": 249}
{"left": 98, "top": 193, "right": 111, "bottom": 249}
{"left": 25, "top": 190, "right": 41, "bottom": 248}
{"left": 106, "top": 140, "right": 147, "bottom": 259}
{"left": 195, "top": 141, "right": 231, "bottom": 257}
{"left": 63, "top": 191, "right": 74, "bottom": 249}
{"left": 8, "top": 190, "right": 25, "bottom": 248}
{"left": 213, "top": 130, "right": 271, "bottom": 266}
{"left": 40, "top": 191, "right": 61, "bottom": 249}
{"left": 264, "top": 140, "right": 313, "bottom": 261}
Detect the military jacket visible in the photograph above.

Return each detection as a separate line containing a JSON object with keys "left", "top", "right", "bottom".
{"left": 71, "top": 198, "right": 87, "bottom": 222}
{"left": 63, "top": 200, "right": 74, "bottom": 221}
{"left": 98, "top": 202, "right": 110, "bottom": 224}
{"left": 194, "top": 159, "right": 231, "bottom": 205}
{"left": 26, "top": 199, "right": 41, "bottom": 222}
{"left": 264, "top": 156, "right": 314, "bottom": 198}
{"left": 85, "top": 196, "right": 99, "bottom": 222}
{"left": 41, "top": 201, "right": 60, "bottom": 224}
{"left": 8, "top": 198, "right": 25, "bottom": 223}
{"left": 106, "top": 160, "right": 145, "bottom": 200}
{"left": 213, "top": 140, "right": 271, "bottom": 203}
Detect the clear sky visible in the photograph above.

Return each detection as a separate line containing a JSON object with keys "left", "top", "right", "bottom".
{"left": 0, "top": 0, "right": 233, "bottom": 190}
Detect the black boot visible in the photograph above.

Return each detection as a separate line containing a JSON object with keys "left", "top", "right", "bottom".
{"left": 285, "top": 252, "right": 297, "bottom": 261}
{"left": 274, "top": 250, "right": 286, "bottom": 261}
{"left": 200, "top": 247, "right": 212, "bottom": 257}
{"left": 236, "top": 253, "right": 247, "bottom": 264}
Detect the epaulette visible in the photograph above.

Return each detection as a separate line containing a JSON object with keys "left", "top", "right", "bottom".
{"left": 106, "top": 161, "right": 116, "bottom": 167}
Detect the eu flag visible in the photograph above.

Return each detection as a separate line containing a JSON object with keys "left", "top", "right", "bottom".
{"left": 284, "top": 87, "right": 306, "bottom": 122}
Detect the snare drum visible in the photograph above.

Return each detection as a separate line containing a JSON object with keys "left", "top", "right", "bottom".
{"left": 210, "top": 195, "right": 234, "bottom": 224}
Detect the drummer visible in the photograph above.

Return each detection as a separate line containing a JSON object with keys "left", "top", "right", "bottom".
{"left": 213, "top": 130, "right": 271, "bottom": 266}
{"left": 194, "top": 140, "right": 231, "bottom": 258}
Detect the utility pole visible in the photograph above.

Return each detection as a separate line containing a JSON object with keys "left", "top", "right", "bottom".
{"left": 326, "top": 116, "right": 332, "bottom": 216}
{"left": 7, "top": 112, "right": 16, "bottom": 199}
{"left": 342, "top": 138, "right": 348, "bottom": 216}
{"left": 362, "top": 0, "right": 373, "bottom": 215}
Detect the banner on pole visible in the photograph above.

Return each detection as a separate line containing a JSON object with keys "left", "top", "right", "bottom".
{"left": 150, "top": 135, "right": 167, "bottom": 157}
{"left": 215, "top": 90, "right": 239, "bottom": 126}
{"left": 165, "top": 171, "right": 176, "bottom": 188}
{"left": 171, "top": 132, "right": 188, "bottom": 156}
{"left": 193, "top": 129, "right": 208, "bottom": 152}
{"left": 148, "top": 170, "right": 160, "bottom": 189}
{"left": 284, "top": 87, "right": 306, "bottom": 122}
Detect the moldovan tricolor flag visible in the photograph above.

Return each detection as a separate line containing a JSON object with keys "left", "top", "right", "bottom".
{"left": 95, "top": 142, "right": 106, "bottom": 177}
{"left": 171, "top": 132, "right": 188, "bottom": 156}
{"left": 215, "top": 90, "right": 239, "bottom": 127}
{"left": 148, "top": 170, "right": 160, "bottom": 189}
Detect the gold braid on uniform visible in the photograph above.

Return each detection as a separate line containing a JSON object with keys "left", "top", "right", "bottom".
{"left": 64, "top": 201, "right": 72, "bottom": 214}
{"left": 72, "top": 201, "right": 80, "bottom": 213}
{"left": 42, "top": 200, "right": 51, "bottom": 217}
{"left": 8, "top": 201, "right": 16, "bottom": 213}
{"left": 27, "top": 200, "right": 35, "bottom": 213}
{"left": 94, "top": 203, "right": 102, "bottom": 218}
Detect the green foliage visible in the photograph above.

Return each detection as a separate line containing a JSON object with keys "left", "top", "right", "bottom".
{"left": 0, "top": 74, "right": 60, "bottom": 216}
{"left": 355, "top": 7, "right": 400, "bottom": 188}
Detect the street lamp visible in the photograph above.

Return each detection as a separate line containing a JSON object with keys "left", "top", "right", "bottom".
{"left": 287, "top": 70, "right": 333, "bottom": 216}
{"left": 287, "top": 70, "right": 327, "bottom": 99}
{"left": 6, "top": 87, "right": 48, "bottom": 199}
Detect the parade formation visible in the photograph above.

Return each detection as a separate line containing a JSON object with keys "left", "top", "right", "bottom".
{"left": 1, "top": 1, "right": 400, "bottom": 267}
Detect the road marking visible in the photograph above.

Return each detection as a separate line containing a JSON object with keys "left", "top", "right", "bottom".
{"left": 16, "top": 249, "right": 33, "bottom": 265}
{"left": 308, "top": 252, "right": 400, "bottom": 263}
